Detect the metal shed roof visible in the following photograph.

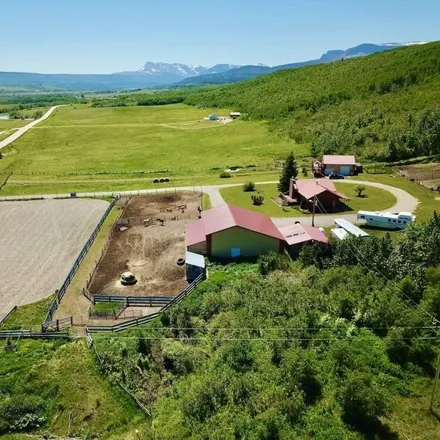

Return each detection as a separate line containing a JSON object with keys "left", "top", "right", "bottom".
{"left": 186, "top": 251, "right": 205, "bottom": 268}
{"left": 334, "top": 218, "right": 369, "bottom": 237}
{"left": 322, "top": 155, "right": 356, "bottom": 165}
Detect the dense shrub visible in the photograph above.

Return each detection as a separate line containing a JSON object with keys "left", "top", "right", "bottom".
{"left": 219, "top": 171, "right": 232, "bottom": 178}
{"left": 242, "top": 181, "right": 256, "bottom": 192}
{"left": 251, "top": 194, "right": 264, "bottom": 205}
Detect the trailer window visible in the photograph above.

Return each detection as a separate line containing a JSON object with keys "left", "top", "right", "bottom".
{"left": 388, "top": 219, "right": 391, "bottom": 222}
{"left": 360, "top": 215, "right": 365, "bottom": 219}
{"left": 393, "top": 220, "right": 396, "bottom": 223}
{"left": 403, "top": 221, "right": 406, "bottom": 224}
{"left": 398, "top": 220, "right": 401, "bottom": 224}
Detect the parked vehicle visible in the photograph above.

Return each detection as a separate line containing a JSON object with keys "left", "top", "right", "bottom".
{"left": 328, "top": 172, "right": 345, "bottom": 180}
{"left": 357, "top": 211, "right": 416, "bottom": 230}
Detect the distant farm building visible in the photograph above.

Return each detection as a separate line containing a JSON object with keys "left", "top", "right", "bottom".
{"left": 185, "top": 204, "right": 285, "bottom": 259}
{"left": 230, "top": 112, "right": 241, "bottom": 119}
{"left": 331, "top": 218, "right": 369, "bottom": 240}
{"left": 288, "top": 179, "right": 349, "bottom": 212}
{"left": 279, "top": 223, "right": 329, "bottom": 258}
{"left": 208, "top": 114, "right": 219, "bottom": 120}
{"left": 313, "top": 155, "right": 357, "bottom": 176}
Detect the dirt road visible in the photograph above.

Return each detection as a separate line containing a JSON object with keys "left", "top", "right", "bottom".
{"left": 0, "top": 106, "right": 60, "bottom": 151}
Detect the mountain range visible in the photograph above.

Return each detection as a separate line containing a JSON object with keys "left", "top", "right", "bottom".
{"left": 0, "top": 42, "right": 428, "bottom": 93}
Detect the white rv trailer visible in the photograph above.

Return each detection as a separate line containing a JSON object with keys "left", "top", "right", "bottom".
{"left": 356, "top": 211, "right": 415, "bottom": 230}
{"left": 331, "top": 218, "right": 369, "bottom": 240}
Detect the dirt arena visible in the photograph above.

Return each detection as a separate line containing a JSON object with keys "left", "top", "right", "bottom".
{"left": 0, "top": 198, "right": 109, "bottom": 321}
{"left": 89, "top": 192, "right": 202, "bottom": 297}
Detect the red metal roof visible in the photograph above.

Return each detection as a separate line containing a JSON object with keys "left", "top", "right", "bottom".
{"left": 185, "top": 204, "right": 284, "bottom": 245}
{"left": 322, "top": 155, "right": 356, "bottom": 165}
{"left": 185, "top": 219, "right": 206, "bottom": 246}
{"left": 294, "top": 179, "right": 349, "bottom": 201}
{"left": 279, "top": 223, "right": 330, "bottom": 245}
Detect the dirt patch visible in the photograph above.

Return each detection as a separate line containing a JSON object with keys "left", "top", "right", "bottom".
{"left": 398, "top": 164, "right": 440, "bottom": 190}
{"left": 89, "top": 192, "right": 202, "bottom": 297}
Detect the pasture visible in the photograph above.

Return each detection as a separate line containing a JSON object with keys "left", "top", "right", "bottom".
{"left": 0, "top": 198, "right": 108, "bottom": 320}
{"left": 0, "top": 104, "right": 304, "bottom": 195}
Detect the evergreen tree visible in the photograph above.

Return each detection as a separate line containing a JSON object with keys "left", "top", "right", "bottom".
{"left": 278, "top": 151, "right": 298, "bottom": 193}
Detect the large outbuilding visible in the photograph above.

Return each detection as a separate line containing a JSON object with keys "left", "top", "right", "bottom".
{"left": 185, "top": 204, "right": 285, "bottom": 259}
{"left": 289, "top": 179, "right": 349, "bottom": 212}
{"left": 313, "top": 155, "right": 357, "bottom": 176}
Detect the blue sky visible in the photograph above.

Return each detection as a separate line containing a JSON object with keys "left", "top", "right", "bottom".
{"left": 1, "top": 0, "right": 439, "bottom": 73}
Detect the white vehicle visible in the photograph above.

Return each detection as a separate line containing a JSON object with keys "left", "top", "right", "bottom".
{"left": 357, "top": 211, "right": 415, "bottom": 230}
{"left": 331, "top": 218, "right": 369, "bottom": 240}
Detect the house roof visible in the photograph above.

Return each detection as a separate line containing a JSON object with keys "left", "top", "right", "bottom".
{"left": 185, "top": 219, "right": 206, "bottom": 247}
{"left": 294, "top": 179, "right": 349, "bottom": 201}
{"left": 185, "top": 204, "right": 284, "bottom": 246}
{"left": 279, "top": 223, "right": 330, "bottom": 246}
{"left": 322, "top": 155, "right": 356, "bottom": 166}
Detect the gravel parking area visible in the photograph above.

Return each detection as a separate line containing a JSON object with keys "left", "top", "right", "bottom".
{"left": 0, "top": 198, "right": 109, "bottom": 321}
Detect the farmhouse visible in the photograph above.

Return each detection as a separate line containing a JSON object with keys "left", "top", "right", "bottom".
{"left": 279, "top": 223, "right": 329, "bottom": 257}
{"left": 313, "top": 155, "right": 357, "bottom": 176}
{"left": 185, "top": 204, "right": 285, "bottom": 258}
{"left": 289, "top": 179, "right": 349, "bottom": 212}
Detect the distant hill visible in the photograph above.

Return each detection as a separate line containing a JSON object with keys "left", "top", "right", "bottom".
{"left": 175, "top": 42, "right": 428, "bottom": 86}
{"left": 0, "top": 42, "right": 429, "bottom": 92}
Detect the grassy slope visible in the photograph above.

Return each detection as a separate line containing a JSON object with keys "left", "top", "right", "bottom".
{"left": 0, "top": 296, "right": 54, "bottom": 331}
{"left": 220, "top": 181, "right": 397, "bottom": 217}
{"left": 0, "top": 339, "right": 144, "bottom": 438}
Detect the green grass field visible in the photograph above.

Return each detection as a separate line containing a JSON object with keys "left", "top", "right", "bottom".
{"left": 219, "top": 181, "right": 397, "bottom": 217}
{"left": 0, "top": 105, "right": 304, "bottom": 188}
{"left": 0, "top": 120, "right": 29, "bottom": 130}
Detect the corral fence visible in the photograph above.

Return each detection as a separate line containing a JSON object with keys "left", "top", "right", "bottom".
{"left": 0, "top": 306, "right": 17, "bottom": 325}
{"left": 41, "top": 196, "right": 120, "bottom": 331}
{"left": 116, "top": 212, "right": 196, "bottom": 227}
{"left": 42, "top": 316, "right": 73, "bottom": 331}
{"left": 0, "top": 330, "right": 70, "bottom": 340}
{"left": 87, "top": 273, "right": 204, "bottom": 333}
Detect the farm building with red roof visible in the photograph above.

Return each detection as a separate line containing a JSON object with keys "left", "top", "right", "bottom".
{"left": 278, "top": 222, "right": 330, "bottom": 257}
{"left": 185, "top": 204, "right": 285, "bottom": 258}
{"left": 313, "top": 154, "right": 357, "bottom": 176}
{"left": 289, "top": 179, "right": 349, "bottom": 212}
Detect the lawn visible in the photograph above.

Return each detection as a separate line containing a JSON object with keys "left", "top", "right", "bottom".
{"left": 219, "top": 181, "right": 397, "bottom": 217}
{"left": 0, "top": 104, "right": 307, "bottom": 195}
{"left": 352, "top": 173, "right": 440, "bottom": 222}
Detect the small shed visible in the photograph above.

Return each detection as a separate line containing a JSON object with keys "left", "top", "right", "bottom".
{"left": 186, "top": 251, "right": 206, "bottom": 282}
{"left": 208, "top": 114, "right": 219, "bottom": 121}
{"left": 230, "top": 112, "right": 241, "bottom": 119}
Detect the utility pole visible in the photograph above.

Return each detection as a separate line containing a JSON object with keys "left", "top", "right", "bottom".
{"left": 430, "top": 350, "right": 440, "bottom": 412}
{"left": 311, "top": 195, "right": 316, "bottom": 227}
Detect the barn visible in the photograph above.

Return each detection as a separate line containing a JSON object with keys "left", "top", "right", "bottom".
{"left": 279, "top": 223, "right": 329, "bottom": 257}
{"left": 185, "top": 204, "right": 285, "bottom": 259}
{"left": 289, "top": 179, "right": 349, "bottom": 212}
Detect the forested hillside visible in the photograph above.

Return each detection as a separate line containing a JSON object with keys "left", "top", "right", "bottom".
{"left": 93, "top": 214, "right": 440, "bottom": 439}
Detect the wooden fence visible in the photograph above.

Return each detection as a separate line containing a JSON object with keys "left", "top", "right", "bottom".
{"left": 41, "top": 196, "right": 120, "bottom": 331}
{"left": 0, "top": 330, "right": 70, "bottom": 340}
{"left": 0, "top": 306, "right": 17, "bottom": 325}
{"left": 87, "top": 273, "right": 204, "bottom": 333}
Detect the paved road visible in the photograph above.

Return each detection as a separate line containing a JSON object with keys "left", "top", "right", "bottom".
{"left": 0, "top": 179, "right": 418, "bottom": 227}
{"left": 0, "top": 106, "right": 60, "bottom": 150}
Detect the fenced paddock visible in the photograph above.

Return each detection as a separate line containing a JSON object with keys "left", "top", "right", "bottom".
{"left": 0, "top": 198, "right": 109, "bottom": 321}
{"left": 88, "top": 192, "right": 202, "bottom": 297}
